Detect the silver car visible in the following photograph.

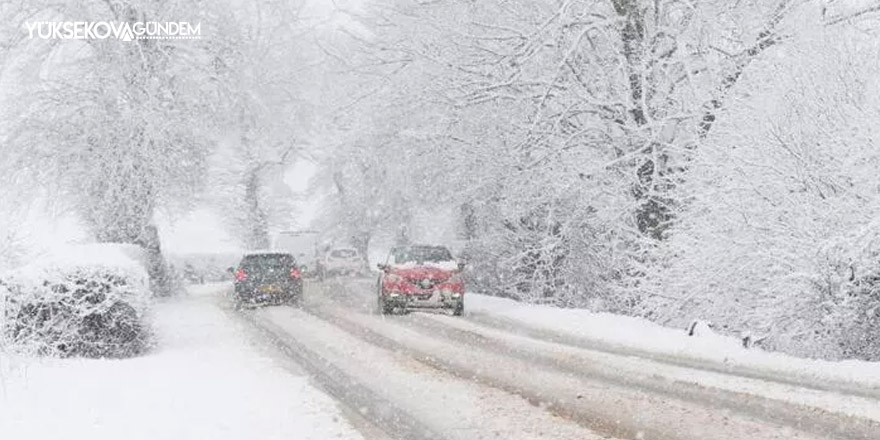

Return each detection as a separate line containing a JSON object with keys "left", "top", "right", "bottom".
{"left": 319, "top": 247, "right": 365, "bottom": 278}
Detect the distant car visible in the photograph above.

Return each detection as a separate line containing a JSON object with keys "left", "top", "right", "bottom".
{"left": 231, "top": 251, "right": 303, "bottom": 307}
{"left": 376, "top": 245, "right": 465, "bottom": 316}
{"left": 318, "top": 247, "right": 365, "bottom": 278}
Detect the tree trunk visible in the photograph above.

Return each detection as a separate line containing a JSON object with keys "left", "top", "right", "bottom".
{"left": 612, "top": 0, "right": 672, "bottom": 239}
{"left": 244, "top": 168, "right": 270, "bottom": 249}
{"left": 81, "top": 155, "right": 173, "bottom": 296}
{"left": 460, "top": 202, "right": 478, "bottom": 241}
{"left": 351, "top": 231, "right": 371, "bottom": 270}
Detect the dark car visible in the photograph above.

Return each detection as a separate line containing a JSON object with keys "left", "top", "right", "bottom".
{"left": 231, "top": 252, "right": 303, "bottom": 307}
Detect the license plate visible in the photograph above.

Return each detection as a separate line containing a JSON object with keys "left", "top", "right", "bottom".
{"left": 260, "top": 285, "right": 281, "bottom": 294}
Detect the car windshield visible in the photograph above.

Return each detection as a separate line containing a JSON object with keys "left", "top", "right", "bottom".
{"left": 392, "top": 246, "right": 453, "bottom": 265}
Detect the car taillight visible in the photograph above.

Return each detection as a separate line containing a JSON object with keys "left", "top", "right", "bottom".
{"left": 235, "top": 269, "right": 248, "bottom": 282}
{"left": 290, "top": 268, "right": 302, "bottom": 279}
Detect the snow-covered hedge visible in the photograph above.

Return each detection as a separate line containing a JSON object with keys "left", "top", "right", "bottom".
{"left": 0, "top": 244, "right": 152, "bottom": 358}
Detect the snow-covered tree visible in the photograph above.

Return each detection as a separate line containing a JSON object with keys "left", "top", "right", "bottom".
{"left": 3, "top": 0, "right": 217, "bottom": 294}
{"left": 316, "top": 0, "right": 880, "bottom": 360}
{"left": 322, "top": 0, "right": 799, "bottom": 305}
{"left": 202, "top": 0, "right": 321, "bottom": 250}
{"left": 645, "top": 19, "right": 880, "bottom": 359}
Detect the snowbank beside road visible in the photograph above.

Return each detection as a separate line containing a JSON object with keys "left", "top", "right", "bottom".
{"left": 0, "top": 287, "right": 363, "bottom": 440}
{"left": 466, "top": 293, "right": 880, "bottom": 389}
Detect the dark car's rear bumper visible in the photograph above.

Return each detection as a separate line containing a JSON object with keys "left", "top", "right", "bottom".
{"left": 235, "top": 281, "right": 302, "bottom": 305}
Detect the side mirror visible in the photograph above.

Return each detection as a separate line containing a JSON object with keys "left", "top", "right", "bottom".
{"left": 457, "top": 262, "right": 466, "bottom": 272}
{"left": 227, "top": 267, "right": 236, "bottom": 274}
{"left": 377, "top": 263, "right": 389, "bottom": 272}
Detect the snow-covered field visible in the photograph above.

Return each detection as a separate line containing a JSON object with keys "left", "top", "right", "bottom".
{"left": 466, "top": 293, "right": 880, "bottom": 389}
{"left": 0, "top": 285, "right": 363, "bottom": 440}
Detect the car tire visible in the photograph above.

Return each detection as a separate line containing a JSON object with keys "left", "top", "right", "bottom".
{"left": 453, "top": 302, "right": 464, "bottom": 316}
{"left": 377, "top": 295, "right": 392, "bottom": 315}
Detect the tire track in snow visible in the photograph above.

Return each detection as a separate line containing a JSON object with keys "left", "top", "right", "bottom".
{"left": 402, "top": 312, "right": 880, "bottom": 440}
{"left": 303, "top": 289, "right": 834, "bottom": 440}
{"left": 256, "top": 308, "right": 609, "bottom": 439}
{"left": 223, "top": 300, "right": 443, "bottom": 440}
{"left": 225, "top": 285, "right": 608, "bottom": 440}
{"left": 327, "top": 276, "right": 880, "bottom": 400}
{"left": 464, "top": 312, "right": 880, "bottom": 400}
{"left": 312, "top": 277, "right": 878, "bottom": 440}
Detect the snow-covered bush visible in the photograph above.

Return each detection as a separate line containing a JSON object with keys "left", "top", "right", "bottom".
{"left": 0, "top": 244, "right": 152, "bottom": 358}
{"left": 462, "top": 200, "right": 644, "bottom": 312}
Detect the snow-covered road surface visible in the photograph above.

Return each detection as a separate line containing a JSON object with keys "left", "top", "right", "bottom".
{"left": 5, "top": 279, "right": 879, "bottom": 440}
{"left": 246, "top": 306, "right": 605, "bottom": 440}
{"left": 284, "top": 277, "right": 880, "bottom": 440}
{"left": 0, "top": 286, "right": 364, "bottom": 440}
{"left": 463, "top": 294, "right": 880, "bottom": 394}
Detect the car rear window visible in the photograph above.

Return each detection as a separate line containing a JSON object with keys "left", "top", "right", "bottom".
{"left": 330, "top": 249, "right": 357, "bottom": 258}
{"left": 240, "top": 254, "right": 296, "bottom": 269}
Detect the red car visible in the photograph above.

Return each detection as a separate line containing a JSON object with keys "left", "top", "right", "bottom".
{"left": 376, "top": 245, "right": 465, "bottom": 316}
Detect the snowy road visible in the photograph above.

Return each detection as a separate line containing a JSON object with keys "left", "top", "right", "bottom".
{"left": 5, "top": 281, "right": 878, "bottom": 440}
{"left": 237, "top": 277, "right": 880, "bottom": 440}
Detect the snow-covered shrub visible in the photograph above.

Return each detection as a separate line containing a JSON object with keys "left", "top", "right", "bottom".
{"left": 0, "top": 244, "right": 152, "bottom": 358}
{"left": 459, "top": 179, "right": 647, "bottom": 312}
{"left": 832, "top": 272, "right": 880, "bottom": 361}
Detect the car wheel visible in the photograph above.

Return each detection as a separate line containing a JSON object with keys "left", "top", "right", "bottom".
{"left": 452, "top": 302, "right": 464, "bottom": 316}
{"left": 377, "top": 295, "right": 392, "bottom": 315}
